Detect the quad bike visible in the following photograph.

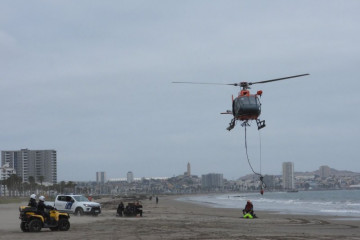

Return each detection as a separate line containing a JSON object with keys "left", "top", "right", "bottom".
{"left": 123, "top": 203, "right": 142, "bottom": 217}
{"left": 19, "top": 206, "right": 70, "bottom": 232}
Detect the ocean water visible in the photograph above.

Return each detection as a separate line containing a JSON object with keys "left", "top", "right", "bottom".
{"left": 177, "top": 190, "right": 360, "bottom": 217}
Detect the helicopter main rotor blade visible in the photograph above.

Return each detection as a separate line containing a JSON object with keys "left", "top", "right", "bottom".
{"left": 173, "top": 73, "right": 309, "bottom": 87}
{"left": 249, "top": 73, "right": 309, "bottom": 85}
{"left": 172, "top": 81, "right": 235, "bottom": 86}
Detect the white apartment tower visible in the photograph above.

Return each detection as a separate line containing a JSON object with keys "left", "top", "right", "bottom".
{"left": 282, "top": 162, "right": 294, "bottom": 190}
{"left": 96, "top": 172, "right": 106, "bottom": 184}
{"left": 127, "top": 171, "right": 134, "bottom": 183}
{"left": 0, "top": 163, "right": 16, "bottom": 196}
{"left": 201, "top": 173, "right": 224, "bottom": 188}
{"left": 1, "top": 149, "right": 57, "bottom": 184}
{"left": 319, "top": 165, "right": 331, "bottom": 179}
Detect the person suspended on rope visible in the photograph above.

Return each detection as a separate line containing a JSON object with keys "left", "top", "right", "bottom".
{"left": 259, "top": 175, "right": 265, "bottom": 195}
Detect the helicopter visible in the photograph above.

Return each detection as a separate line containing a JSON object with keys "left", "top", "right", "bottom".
{"left": 173, "top": 73, "right": 310, "bottom": 131}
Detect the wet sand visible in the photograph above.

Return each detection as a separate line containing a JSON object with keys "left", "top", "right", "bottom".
{"left": 0, "top": 196, "right": 359, "bottom": 240}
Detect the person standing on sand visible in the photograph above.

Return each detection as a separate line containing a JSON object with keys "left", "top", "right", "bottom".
{"left": 117, "top": 201, "right": 124, "bottom": 217}
{"left": 156, "top": 196, "right": 159, "bottom": 204}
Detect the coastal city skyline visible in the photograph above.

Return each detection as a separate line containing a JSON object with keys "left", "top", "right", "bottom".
{"left": 1, "top": 148, "right": 358, "bottom": 201}
{"left": 2, "top": 155, "right": 359, "bottom": 197}
{"left": 2, "top": 149, "right": 358, "bottom": 188}
{"left": 1, "top": 148, "right": 359, "bottom": 183}
{"left": 0, "top": 1, "right": 359, "bottom": 181}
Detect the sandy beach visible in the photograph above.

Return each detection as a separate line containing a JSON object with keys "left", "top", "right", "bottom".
{"left": 0, "top": 195, "right": 359, "bottom": 240}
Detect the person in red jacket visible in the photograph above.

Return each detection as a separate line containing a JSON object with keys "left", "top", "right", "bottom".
{"left": 242, "top": 200, "right": 254, "bottom": 216}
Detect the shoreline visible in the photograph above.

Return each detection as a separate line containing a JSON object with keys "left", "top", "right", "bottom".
{"left": 175, "top": 190, "right": 360, "bottom": 219}
{"left": 0, "top": 195, "right": 359, "bottom": 239}
{"left": 174, "top": 194, "right": 360, "bottom": 220}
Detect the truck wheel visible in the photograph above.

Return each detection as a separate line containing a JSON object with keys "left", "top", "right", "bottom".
{"left": 58, "top": 218, "right": 70, "bottom": 231}
{"left": 29, "top": 219, "right": 42, "bottom": 232}
{"left": 75, "top": 208, "right": 84, "bottom": 216}
{"left": 20, "top": 222, "right": 29, "bottom": 232}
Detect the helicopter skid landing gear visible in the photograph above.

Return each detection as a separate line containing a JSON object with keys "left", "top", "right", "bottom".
{"left": 256, "top": 119, "right": 266, "bottom": 130}
{"left": 227, "top": 118, "right": 236, "bottom": 131}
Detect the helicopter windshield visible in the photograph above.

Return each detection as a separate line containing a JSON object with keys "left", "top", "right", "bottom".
{"left": 237, "top": 96, "right": 259, "bottom": 106}
{"left": 233, "top": 95, "right": 261, "bottom": 118}
{"left": 249, "top": 96, "right": 257, "bottom": 104}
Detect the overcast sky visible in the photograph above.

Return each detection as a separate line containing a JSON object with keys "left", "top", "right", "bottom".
{"left": 0, "top": 1, "right": 359, "bottom": 181}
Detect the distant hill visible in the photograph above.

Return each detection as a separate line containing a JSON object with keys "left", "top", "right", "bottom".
{"left": 238, "top": 173, "right": 270, "bottom": 181}
{"left": 300, "top": 168, "right": 360, "bottom": 177}
{"left": 238, "top": 168, "right": 359, "bottom": 180}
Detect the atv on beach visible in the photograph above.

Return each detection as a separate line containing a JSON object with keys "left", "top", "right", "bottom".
{"left": 19, "top": 206, "right": 71, "bottom": 232}
{"left": 123, "top": 202, "right": 143, "bottom": 217}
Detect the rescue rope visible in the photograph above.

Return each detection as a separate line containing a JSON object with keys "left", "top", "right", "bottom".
{"left": 244, "top": 124, "right": 266, "bottom": 193}
{"left": 244, "top": 125, "right": 261, "bottom": 176}
{"left": 258, "top": 130, "right": 262, "bottom": 175}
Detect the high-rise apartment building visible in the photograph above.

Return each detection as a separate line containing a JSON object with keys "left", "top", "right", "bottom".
{"left": 1, "top": 149, "right": 57, "bottom": 184}
{"left": 96, "top": 172, "right": 106, "bottom": 184}
{"left": 201, "top": 173, "right": 224, "bottom": 188}
{"left": 282, "top": 162, "right": 294, "bottom": 190}
{"left": 0, "top": 163, "right": 16, "bottom": 196}
{"left": 319, "top": 165, "right": 331, "bottom": 179}
{"left": 127, "top": 171, "right": 134, "bottom": 183}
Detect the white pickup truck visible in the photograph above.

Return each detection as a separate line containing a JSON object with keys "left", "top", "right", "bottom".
{"left": 51, "top": 194, "right": 101, "bottom": 216}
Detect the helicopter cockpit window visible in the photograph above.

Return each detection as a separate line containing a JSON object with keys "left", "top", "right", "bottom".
{"left": 238, "top": 96, "right": 258, "bottom": 105}
{"left": 249, "top": 96, "right": 257, "bottom": 105}
{"left": 233, "top": 95, "right": 261, "bottom": 117}
{"left": 239, "top": 97, "right": 247, "bottom": 104}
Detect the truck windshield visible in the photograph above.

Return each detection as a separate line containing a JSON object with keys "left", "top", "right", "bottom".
{"left": 73, "top": 195, "right": 89, "bottom": 202}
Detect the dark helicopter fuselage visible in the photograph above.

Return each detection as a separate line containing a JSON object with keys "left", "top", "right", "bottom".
{"left": 232, "top": 90, "right": 262, "bottom": 121}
